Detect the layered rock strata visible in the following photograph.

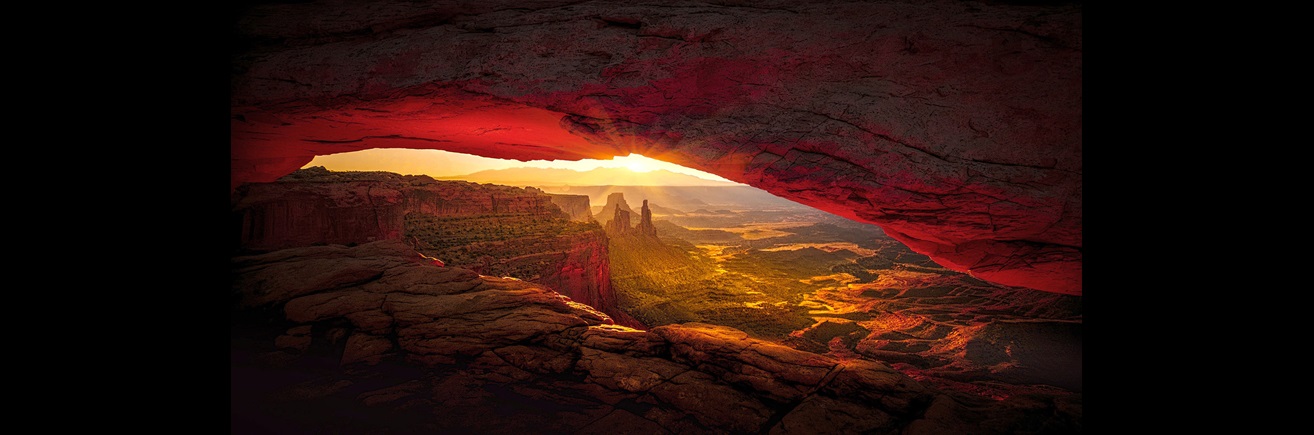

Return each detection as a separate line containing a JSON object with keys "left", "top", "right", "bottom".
{"left": 233, "top": 167, "right": 631, "bottom": 325}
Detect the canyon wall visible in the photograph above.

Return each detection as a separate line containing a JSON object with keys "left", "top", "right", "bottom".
{"left": 232, "top": 167, "right": 632, "bottom": 324}
{"left": 544, "top": 192, "right": 594, "bottom": 222}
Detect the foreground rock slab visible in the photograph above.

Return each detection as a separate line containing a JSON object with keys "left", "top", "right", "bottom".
{"left": 232, "top": 241, "right": 1081, "bottom": 433}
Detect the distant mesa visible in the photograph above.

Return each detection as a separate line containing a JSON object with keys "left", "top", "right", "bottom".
{"left": 647, "top": 202, "right": 686, "bottom": 216}
{"left": 594, "top": 192, "right": 636, "bottom": 224}
{"left": 545, "top": 193, "right": 594, "bottom": 222}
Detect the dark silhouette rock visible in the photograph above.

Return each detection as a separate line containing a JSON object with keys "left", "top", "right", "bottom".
{"left": 635, "top": 200, "right": 657, "bottom": 238}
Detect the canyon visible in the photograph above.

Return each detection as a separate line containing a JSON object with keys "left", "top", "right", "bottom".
{"left": 231, "top": 170, "right": 1080, "bottom": 432}
{"left": 229, "top": 0, "right": 1082, "bottom": 431}
{"left": 232, "top": 167, "right": 636, "bottom": 326}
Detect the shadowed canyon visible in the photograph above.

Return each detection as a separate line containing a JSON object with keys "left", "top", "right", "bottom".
{"left": 231, "top": 1, "right": 1081, "bottom": 433}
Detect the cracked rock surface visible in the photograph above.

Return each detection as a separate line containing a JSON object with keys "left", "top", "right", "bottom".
{"left": 232, "top": 240, "right": 1080, "bottom": 433}
{"left": 230, "top": 0, "right": 1082, "bottom": 294}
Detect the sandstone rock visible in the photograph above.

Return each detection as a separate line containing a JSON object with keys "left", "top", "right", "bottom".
{"left": 232, "top": 256, "right": 391, "bottom": 307}
{"left": 230, "top": 0, "right": 1083, "bottom": 294}
{"left": 577, "top": 347, "right": 688, "bottom": 393}
{"left": 274, "top": 325, "right": 313, "bottom": 352}
{"left": 491, "top": 345, "right": 578, "bottom": 374}
{"left": 578, "top": 324, "right": 667, "bottom": 356}
{"left": 822, "top": 359, "right": 934, "bottom": 413}
{"left": 368, "top": 265, "right": 481, "bottom": 296}
{"left": 770, "top": 395, "right": 897, "bottom": 435}
{"left": 357, "top": 380, "right": 425, "bottom": 407}
{"left": 642, "top": 370, "right": 773, "bottom": 433}
{"left": 340, "top": 332, "right": 393, "bottom": 365}
{"left": 576, "top": 409, "right": 671, "bottom": 435}
{"left": 654, "top": 323, "right": 836, "bottom": 402}
{"left": 385, "top": 280, "right": 613, "bottom": 362}
{"left": 284, "top": 290, "right": 386, "bottom": 324}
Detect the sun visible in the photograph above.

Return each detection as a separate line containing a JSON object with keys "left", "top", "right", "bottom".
{"left": 625, "top": 160, "right": 655, "bottom": 172}
{"left": 616, "top": 154, "right": 658, "bottom": 172}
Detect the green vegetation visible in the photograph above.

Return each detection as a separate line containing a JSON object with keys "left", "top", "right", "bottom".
{"left": 727, "top": 247, "right": 858, "bottom": 278}
{"left": 609, "top": 234, "right": 819, "bottom": 339}
{"left": 407, "top": 213, "right": 597, "bottom": 247}
{"left": 405, "top": 212, "right": 600, "bottom": 267}
{"left": 742, "top": 222, "right": 886, "bottom": 249}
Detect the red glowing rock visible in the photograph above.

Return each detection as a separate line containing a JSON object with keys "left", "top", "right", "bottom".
{"left": 230, "top": 0, "right": 1082, "bottom": 294}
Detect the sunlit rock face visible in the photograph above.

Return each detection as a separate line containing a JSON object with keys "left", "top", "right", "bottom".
{"left": 230, "top": 0, "right": 1081, "bottom": 294}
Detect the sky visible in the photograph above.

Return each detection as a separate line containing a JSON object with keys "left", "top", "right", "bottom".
{"left": 302, "top": 148, "right": 739, "bottom": 183}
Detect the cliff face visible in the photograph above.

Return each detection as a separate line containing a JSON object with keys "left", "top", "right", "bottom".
{"left": 231, "top": 240, "right": 1077, "bottom": 434}
{"left": 232, "top": 168, "right": 631, "bottom": 324}
{"left": 233, "top": 167, "right": 567, "bottom": 250}
{"left": 229, "top": 0, "right": 1082, "bottom": 294}
{"left": 232, "top": 172, "right": 407, "bottom": 250}
{"left": 545, "top": 193, "right": 593, "bottom": 222}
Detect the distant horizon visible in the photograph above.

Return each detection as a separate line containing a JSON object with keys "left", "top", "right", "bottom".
{"left": 438, "top": 166, "right": 739, "bottom": 187}
{"left": 303, "top": 149, "right": 742, "bottom": 185}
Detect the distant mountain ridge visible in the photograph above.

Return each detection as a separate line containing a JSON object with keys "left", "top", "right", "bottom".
{"left": 437, "top": 167, "right": 739, "bottom": 187}
{"left": 545, "top": 185, "right": 809, "bottom": 212}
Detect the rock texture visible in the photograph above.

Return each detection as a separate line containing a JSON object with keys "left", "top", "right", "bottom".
{"left": 231, "top": 241, "right": 1078, "bottom": 433}
{"left": 230, "top": 0, "right": 1082, "bottom": 294}
{"left": 233, "top": 167, "right": 635, "bottom": 325}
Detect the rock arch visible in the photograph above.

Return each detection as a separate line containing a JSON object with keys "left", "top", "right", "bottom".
{"left": 231, "top": 0, "right": 1082, "bottom": 294}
